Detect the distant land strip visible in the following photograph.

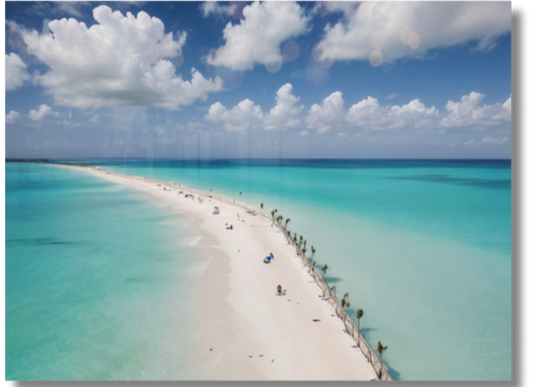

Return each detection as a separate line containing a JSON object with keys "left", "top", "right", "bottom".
{"left": 6, "top": 158, "right": 52, "bottom": 163}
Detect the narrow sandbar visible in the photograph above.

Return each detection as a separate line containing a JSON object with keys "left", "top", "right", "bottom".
{"left": 58, "top": 164, "right": 381, "bottom": 381}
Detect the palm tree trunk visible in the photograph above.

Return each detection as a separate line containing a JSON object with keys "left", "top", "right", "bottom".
{"left": 379, "top": 354, "right": 383, "bottom": 380}
{"left": 358, "top": 320, "right": 360, "bottom": 346}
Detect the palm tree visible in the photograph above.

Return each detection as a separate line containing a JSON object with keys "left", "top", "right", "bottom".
{"left": 271, "top": 209, "right": 275, "bottom": 219}
{"left": 309, "top": 260, "right": 316, "bottom": 276}
{"left": 260, "top": 203, "right": 263, "bottom": 217}
{"left": 302, "top": 248, "right": 306, "bottom": 257}
{"left": 271, "top": 209, "right": 277, "bottom": 223}
{"left": 284, "top": 218, "right": 291, "bottom": 229}
{"left": 276, "top": 215, "right": 283, "bottom": 225}
{"left": 377, "top": 341, "right": 388, "bottom": 380}
{"left": 341, "top": 293, "right": 350, "bottom": 308}
{"left": 311, "top": 246, "right": 316, "bottom": 260}
{"left": 321, "top": 264, "right": 328, "bottom": 279}
{"left": 303, "top": 240, "right": 307, "bottom": 250}
{"left": 293, "top": 233, "right": 298, "bottom": 244}
{"left": 356, "top": 309, "right": 364, "bottom": 346}
{"left": 298, "top": 235, "right": 303, "bottom": 248}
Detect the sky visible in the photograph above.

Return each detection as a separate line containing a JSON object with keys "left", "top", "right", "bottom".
{"left": 4, "top": 1, "right": 512, "bottom": 159}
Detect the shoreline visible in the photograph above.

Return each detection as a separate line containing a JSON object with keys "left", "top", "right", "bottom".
{"left": 53, "top": 162, "right": 390, "bottom": 381}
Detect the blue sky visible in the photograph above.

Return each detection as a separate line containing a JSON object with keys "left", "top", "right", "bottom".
{"left": 5, "top": 1, "right": 512, "bottom": 159}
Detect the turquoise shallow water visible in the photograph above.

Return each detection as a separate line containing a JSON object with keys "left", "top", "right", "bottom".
{"left": 6, "top": 163, "right": 209, "bottom": 380}
{"left": 81, "top": 159, "right": 512, "bottom": 381}
{"left": 6, "top": 160, "right": 512, "bottom": 380}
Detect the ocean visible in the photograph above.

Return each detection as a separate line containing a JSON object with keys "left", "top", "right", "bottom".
{"left": 5, "top": 159, "right": 512, "bottom": 380}
{"left": 5, "top": 163, "right": 211, "bottom": 380}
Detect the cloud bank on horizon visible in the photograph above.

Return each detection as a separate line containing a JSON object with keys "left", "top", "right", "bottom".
{"left": 206, "top": 84, "right": 511, "bottom": 133}
{"left": 5, "top": 1, "right": 512, "bottom": 159}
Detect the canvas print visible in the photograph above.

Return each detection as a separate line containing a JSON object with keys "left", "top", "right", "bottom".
{"left": 5, "top": 1, "right": 512, "bottom": 381}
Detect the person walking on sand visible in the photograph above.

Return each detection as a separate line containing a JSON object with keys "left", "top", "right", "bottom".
{"left": 277, "top": 284, "right": 282, "bottom": 295}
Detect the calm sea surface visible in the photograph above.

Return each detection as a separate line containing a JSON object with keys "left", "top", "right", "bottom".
{"left": 6, "top": 159, "right": 512, "bottom": 380}
{"left": 6, "top": 163, "right": 209, "bottom": 380}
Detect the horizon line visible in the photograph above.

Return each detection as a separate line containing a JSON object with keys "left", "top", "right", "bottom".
{"left": 5, "top": 157, "right": 512, "bottom": 162}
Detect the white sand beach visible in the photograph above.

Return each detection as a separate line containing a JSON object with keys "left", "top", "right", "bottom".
{"left": 60, "top": 164, "right": 379, "bottom": 381}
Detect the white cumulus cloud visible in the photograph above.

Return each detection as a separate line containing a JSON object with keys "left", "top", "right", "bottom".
{"left": 28, "top": 104, "right": 59, "bottom": 121}
{"left": 306, "top": 90, "right": 509, "bottom": 133}
{"left": 205, "top": 99, "right": 263, "bottom": 132}
{"left": 345, "top": 96, "right": 394, "bottom": 130}
{"left": 18, "top": 5, "right": 223, "bottom": 109}
{"left": 314, "top": 2, "right": 511, "bottom": 66}
{"left": 206, "top": 83, "right": 304, "bottom": 131}
{"left": 207, "top": 87, "right": 510, "bottom": 135}
{"left": 387, "top": 99, "right": 439, "bottom": 129}
{"left": 439, "top": 92, "right": 511, "bottom": 129}
{"left": 200, "top": 0, "right": 237, "bottom": 17}
{"left": 306, "top": 91, "right": 345, "bottom": 133}
{"left": 307, "top": 93, "right": 439, "bottom": 133}
{"left": 264, "top": 83, "right": 305, "bottom": 130}
{"left": 205, "top": 1, "right": 310, "bottom": 71}
{"left": 5, "top": 53, "right": 31, "bottom": 91}
{"left": 6, "top": 110, "right": 21, "bottom": 124}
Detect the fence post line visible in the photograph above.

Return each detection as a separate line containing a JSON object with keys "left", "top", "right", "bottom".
{"left": 272, "top": 217, "right": 391, "bottom": 381}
